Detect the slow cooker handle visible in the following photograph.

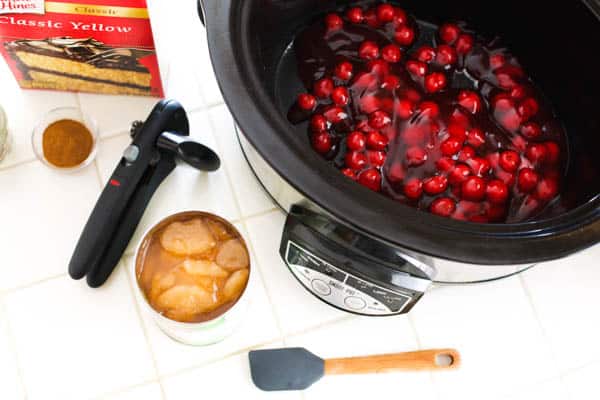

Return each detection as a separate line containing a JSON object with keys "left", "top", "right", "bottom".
{"left": 279, "top": 205, "right": 433, "bottom": 316}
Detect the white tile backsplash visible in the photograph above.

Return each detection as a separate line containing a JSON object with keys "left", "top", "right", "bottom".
{"left": 0, "top": 161, "right": 100, "bottom": 290}
{"left": 3, "top": 266, "right": 156, "bottom": 400}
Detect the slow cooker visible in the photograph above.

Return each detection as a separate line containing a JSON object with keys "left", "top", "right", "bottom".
{"left": 197, "top": 0, "right": 600, "bottom": 315}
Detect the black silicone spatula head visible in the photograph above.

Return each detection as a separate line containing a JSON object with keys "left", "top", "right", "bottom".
{"left": 249, "top": 348, "right": 324, "bottom": 391}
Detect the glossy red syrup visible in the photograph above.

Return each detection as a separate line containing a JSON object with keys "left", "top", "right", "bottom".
{"left": 287, "top": 3, "right": 567, "bottom": 223}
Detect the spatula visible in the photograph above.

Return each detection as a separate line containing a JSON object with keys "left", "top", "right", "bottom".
{"left": 249, "top": 347, "right": 460, "bottom": 391}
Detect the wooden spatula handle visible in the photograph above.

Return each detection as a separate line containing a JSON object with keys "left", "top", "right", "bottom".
{"left": 324, "top": 348, "right": 460, "bottom": 375}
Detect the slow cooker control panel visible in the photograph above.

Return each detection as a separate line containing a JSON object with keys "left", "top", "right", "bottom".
{"left": 284, "top": 241, "right": 412, "bottom": 315}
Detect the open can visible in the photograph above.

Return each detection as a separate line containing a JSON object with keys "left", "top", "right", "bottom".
{"left": 132, "top": 211, "right": 251, "bottom": 346}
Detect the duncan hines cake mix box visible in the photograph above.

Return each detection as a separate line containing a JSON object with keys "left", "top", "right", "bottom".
{"left": 0, "top": 0, "right": 164, "bottom": 96}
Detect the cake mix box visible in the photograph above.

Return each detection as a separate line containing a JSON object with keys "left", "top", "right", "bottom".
{"left": 0, "top": 0, "right": 164, "bottom": 97}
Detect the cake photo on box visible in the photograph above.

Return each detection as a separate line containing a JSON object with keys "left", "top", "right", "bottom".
{"left": 4, "top": 37, "right": 155, "bottom": 96}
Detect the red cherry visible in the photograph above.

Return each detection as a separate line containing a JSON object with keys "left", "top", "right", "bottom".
{"left": 346, "top": 7, "right": 364, "bottom": 24}
{"left": 376, "top": 4, "right": 395, "bottom": 22}
{"left": 493, "top": 96, "right": 521, "bottom": 132}
{"left": 367, "top": 150, "right": 386, "bottom": 167}
{"left": 297, "top": 93, "right": 316, "bottom": 110}
{"left": 457, "top": 90, "right": 482, "bottom": 114}
{"left": 517, "top": 98, "right": 539, "bottom": 121}
{"left": 545, "top": 141, "right": 560, "bottom": 164}
{"left": 449, "top": 108, "right": 470, "bottom": 127}
{"left": 517, "top": 168, "right": 539, "bottom": 192}
{"left": 449, "top": 163, "right": 471, "bottom": 185}
{"left": 380, "top": 97, "right": 394, "bottom": 113}
{"left": 525, "top": 143, "right": 547, "bottom": 165}
{"left": 459, "top": 145, "right": 476, "bottom": 162}
{"left": 366, "top": 130, "right": 389, "bottom": 150}
{"left": 439, "top": 23, "right": 461, "bottom": 44}
{"left": 387, "top": 162, "right": 405, "bottom": 182}
{"left": 418, "top": 101, "right": 440, "bottom": 117}
{"left": 468, "top": 156, "right": 491, "bottom": 176}
{"left": 313, "top": 78, "right": 334, "bottom": 98}
{"left": 415, "top": 46, "right": 436, "bottom": 63}
{"left": 406, "top": 60, "right": 428, "bottom": 77}
{"left": 489, "top": 53, "right": 506, "bottom": 70}
{"left": 436, "top": 157, "right": 455, "bottom": 172}
{"left": 461, "top": 176, "right": 486, "bottom": 201}
{"left": 499, "top": 150, "right": 521, "bottom": 172}
{"left": 467, "top": 128, "right": 486, "bottom": 147}
{"left": 487, "top": 203, "right": 507, "bottom": 222}
{"left": 331, "top": 86, "right": 349, "bottom": 106}
{"left": 334, "top": 61, "right": 354, "bottom": 81}
{"left": 346, "top": 131, "right": 366, "bottom": 151}
{"left": 368, "top": 111, "right": 391, "bottom": 129}
{"left": 310, "top": 114, "right": 328, "bottom": 132}
{"left": 404, "top": 178, "right": 423, "bottom": 199}
{"left": 392, "top": 7, "right": 408, "bottom": 25}
{"left": 359, "top": 95, "right": 381, "bottom": 114}
{"left": 381, "top": 74, "right": 401, "bottom": 90}
{"left": 536, "top": 177, "right": 558, "bottom": 201}
{"left": 520, "top": 122, "right": 542, "bottom": 139}
{"left": 430, "top": 197, "right": 456, "bottom": 217}
{"left": 495, "top": 65, "right": 525, "bottom": 89}
{"left": 325, "top": 13, "right": 343, "bottom": 31}
{"left": 406, "top": 146, "right": 427, "bottom": 166}
{"left": 402, "top": 126, "right": 425, "bottom": 146}
{"left": 323, "top": 106, "right": 347, "bottom": 123}
{"left": 394, "top": 25, "right": 415, "bottom": 46}
{"left": 311, "top": 131, "right": 332, "bottom": 154}
{"left": 441, "top": 137, "right": 463, "bottom": 156}
{"left": 423, "top": 175, "right": 448, "bottom": 195}
{"left": 455, "top": 33, "right": 474, "bottom": 54}
{"left": 496, "top": 169, "right": 516, "bottom": 187}
{"left": 436, "top": 45, "right": 457, "bottom": 66}
{"left": 341, "top": 167, "right": 356, "bottom": 180}
{"left": 486, "top": 179, "right": 509, "bottom": 204}
{"left": 512, "top": 135, "right": 528, "bottom": 152}
{"left": 510, "top": 85, "right": 527, "bottom": 100}
{"left": 359, "top": 40, "right": 380, "bottom": 60}
{"left": 382, "top": 44, "right": 402, "bottom": 63}
{"left": 358, "top": 168, "right": 382, "bottom": 191}
{"left": 364, "top": 8, "right": 380, "bottom": 28}
{"left": 345, "top": 150, "right": 367, "bottom": 170}
{"left": 424, "top": 72, "right": 447, "bottom": 93}
{"left": 448, "top": 122, "right": 467, "bottom": 141}
{"left": 395, "top": 98, "right": 414, "bottom": 119}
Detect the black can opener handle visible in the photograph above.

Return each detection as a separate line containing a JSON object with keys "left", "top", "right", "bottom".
{"left": 68, "top": 99, "right": 220, "bottom": 287}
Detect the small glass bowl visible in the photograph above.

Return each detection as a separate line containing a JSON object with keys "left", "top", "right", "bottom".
{"left": 32, "top": 107, "right": 98, "bottom": 172}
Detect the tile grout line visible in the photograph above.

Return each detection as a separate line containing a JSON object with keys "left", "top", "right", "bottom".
{"left": 157, "top": 336, "right": 284, "bottom": 381}
{"left": 2, "top": 272, "right": 68, "bottom": 295}
{"left": 0, "top": 157, "right": 37, "bottom": 172}
{"left": 89, "top": 378, "right": 160, "bottom": 400}
{"left": 121, "top": 261, "right": 169, "bottom": 400}
{"left": 0, "top": 294, "right": 29, "bottom": 399}
{"left": 407, "top": 313, "right": 441, "bottom": 400}
{"left": 203, "top": 107, "right": 287, "bottom": 343}
{"left": 518, "top": 275, "right": 564, "bottom": 376}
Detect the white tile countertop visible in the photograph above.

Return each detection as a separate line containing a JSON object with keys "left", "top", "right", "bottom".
{"left": 0, "top": 1, "right": 599, "bottom": 399}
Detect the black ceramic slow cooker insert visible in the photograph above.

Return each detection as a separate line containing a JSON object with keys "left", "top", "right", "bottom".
{"left": 198, "top": 0, "right": 600, "bottom": 315}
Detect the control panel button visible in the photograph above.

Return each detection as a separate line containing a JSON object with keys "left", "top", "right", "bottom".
{"left": 123, "top": 145, "right": 140, "bottom": 163}
{"left": 344, "top": 296, "right": 366, "bottom": 310}
{"left": 311, "top": 279, "right": 331, "bottom": 296}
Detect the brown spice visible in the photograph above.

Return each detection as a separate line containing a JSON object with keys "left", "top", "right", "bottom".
{"left": 42, "top": 119, "right": 93, "bottom": 168}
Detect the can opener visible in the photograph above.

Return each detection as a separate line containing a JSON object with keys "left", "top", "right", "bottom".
{"left": 68, "top": 99, "right": 220, "bottom": 287}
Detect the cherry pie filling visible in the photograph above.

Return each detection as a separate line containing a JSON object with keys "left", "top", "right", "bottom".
{"left": 288, "top": 3, "right": 567, "bottom": 223}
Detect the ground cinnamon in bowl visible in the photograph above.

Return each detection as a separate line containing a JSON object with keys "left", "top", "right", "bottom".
{"left": 32, "top": 107, "right": 98, "bottom": 171}
{"left": 42, "top": 119, "right": 93, "bottom": 168}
